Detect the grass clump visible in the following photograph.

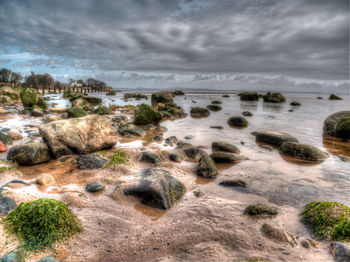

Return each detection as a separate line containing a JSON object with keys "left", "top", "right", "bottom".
{"left": 2, "top": 198, "right": 82, "bottom": 251}
{"left": 105, "top": 150, "right": 129, "bottom": 167}
{"left": 300, "top": 201, "right": 350, "bottom": 241}
{"left": 0, "top": 166, "right": 15, "bottom": 173}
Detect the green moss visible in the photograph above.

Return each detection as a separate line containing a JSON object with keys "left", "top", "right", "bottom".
{"left": 67, "top": 107, "right": 87, "bottom": 118}
{"left": 95, "top": 105, "right": 112, "bottom": 115}
{"left": 0, "top": 166, "right": 15, "bottom": 173}
{"left": 2, "top": 198, "right": 82, "bottom": 251}
{"left": 36, "top": 97, "right": 48, "bottom": 110}
{"left": 106, "top": 90, "right": 116, "bottom": 96}
{"left": 84, "top": 96, "right": 102, "bottom": 104}
{"left": 124, "top": 93, "right": 148, "bottom": 99}
{"left": 300, "top": 201, "right": 350, "bottom": 241}
{"left": 105, "top": 150, "right": 129, "bottom": 166}
{"left": 134, "top": 103, "right": 162, "bottom": 125}
{"left": 0, "top": 132, "right": 13, "bottom": 145}
{"left": 20, "top": 89, "right": 47, "bottom": 110}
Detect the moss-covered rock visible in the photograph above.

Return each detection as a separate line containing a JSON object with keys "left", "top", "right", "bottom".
{"left": 197, "top": 154, "right": 218, "bottom": 178}
{"left": 70, "top": 97, "right": 93, "bottom": 111}
{"left": 324, "top": 111, "right": 350, "bottom": 139}
{"left": 0, "top": 132, "right": 13, "bottom": 145}
{"left": 124, "top": 93, "right": 148, "bottom": 99}
{"left": 84, "top": 96, "right": 102, "bottom": 104}
{"left": 31, "top": 105, "right": 44, "bottom": 117}
{"left": 2, "top": 198, "right": 82, "bottom": 251}
{"left": 106, "top": 90, "right": 116, "bottom": 96}
{"left": 244, "top": 203, "right": 278, "bottom": 216}
{"left": 7, "top": 142, "right": 51, "bottom": 166}
{"left": 207, "top": 104, "right": 222, "bottom": 112}
{"left": 0, "top": 86, "right": 21, "bottom": 105}
{"left": 123, "top": 168, "right": 185, "bottom": 209}
{"left": 95, "top": 105, "right": 112, "bottom": 115}
{"left": 190, "top": 107, "right": 210, "bottom": 118}
{"left": 171, "top": 90, "right": 185, "bottom": 96}
{"left": 228, "top": 116, "right": 248, "bottom": 127}
{"left": 263, "top": 92, "right": 286, "bottom": 103}
{"left": 239, "top": 92, "right": 259, "bottom": 101}
{"left": 63, "top": 90, "right": 83, "bottom": 98}
{"left": 280, "top": 142, "right": 329, "bottom": 161}
{"left": 134, "top": 104, "right": 162, "bottom": 125}
{"left": 329, "top": 94, "right": 342, "bottom": 100}
{"left": 67, "top": 107, "right": 87, "bottom": 118}
{"left": 300, "top": 201, "right": 350, "bottom": 241}
{"left": 158, "top": 103, "right": 187, "bottom": 118}
{"left": 20, "top": 89, "right": 47, "bottom": 110}
{"left": 151, "top": 91, "right": 173, "bottom": 105}
{"left": 209, "top": 152, "right": 243, "bottom": 163}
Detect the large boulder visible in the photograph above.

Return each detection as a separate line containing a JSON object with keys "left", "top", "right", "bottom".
{"left": 151, "top": 91, "right": 173, "bottom": 105}
{"left": 123, "top": 168, "right": 185, "bottom": 209}
{"left": 134, "top": 104, "right": 162, "bottom": 125}
{"left": 39, "top": 115, "right": 117, "bottom": 158}
{"left": 324, "top": 111, "right": 350, "bottom": 139}
{"left": 239, "top": 92, "right": 259, "bottom": 101}
{"left": 190, "top": 107, "right": 210, "bottom": 118}
{"left": 280, "top": 142, "right": 329, "bottom": 161}
{"left": 7, "top": 142, "right": 51, "bottom": 165}
{"left": 255, "top": 131, "right": 298, "bottom": 147}
{"left": 263, "top": 92, "right": 286, "bottom": 103}
{"left": 212, "top": 142, "right": 240, "bottom": 153}
{"left": 197, "top": 155, "right": 218, "bottom": 178}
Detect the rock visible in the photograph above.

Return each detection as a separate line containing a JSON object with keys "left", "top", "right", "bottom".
{"left": 193, "top": 189, "right": 204, "bottom": 197}
{"left": 209, "top": 152, "right": 242, "bottom": 163}
{"left": 112, "top": 115, "right": 128, "bottom": 124}
{"left": 184, "top": 135, "right": 193, "bottom": 140}
{"left": 329, "top": 94, "right": 342, "bottom": 100}
{"left": 207, "top": 104, "right": 222, "bottom": 112}
{"left": 50, "top": 107, "right": 69, "bottom": 113}
{"left": 222, "top": 94, "right": 230, "bottom": 98}
{"left": 171, "top": 90, "right": 185, "bottom": 96}
{"left": 183, "top": 147, "right": 206, "bottom": 158}
{"left": 323, "top": 111, "right": 350, "bottom": 139}
{"left": 219, "top": 180, "right": 247, "bottom": 187}
{"left": 212, "top": 142, "right": 240, "bottom": 153}
{"left": 39, "top": 115, "right": 118, "bottom": 158}
{"left": 0, "top": 132, "right": 13, "bottom": 145}
{"left": 155, "top": 126, "right": 167, "bottom": 132}
{"left": 190, "top": 107, "right": 210, "bottom": 118}
{"left": 239, "top": 92, "right": 259, "bottom": 101}
{"left": 36, "top": 174, "right": 55, "bottom": 186}
{"left": 242, "top": 111, "right": 253, "bottom": 117}
{"left": 134, "top": 104, "right": 162, "bottom": 125}
{"left": 70, "top": 97, "right": 93, "bottom": 111}
{"left": 263, "top": 92, "right": 286, "bottom": 103}
{"left": 165, "top": 136, "right": 178, "bottom": 146}
{"left": 46, "top": 114, "right": 62, "bottom": 122}
{"left": 261, "top": 223, "right": 296, "bottom": 246}
{"left": 151, "top": 91, "right": 173, "bottom": 105}
{"left": 317, "top": 96, "right": 323, "bottom": 99}
{"left": 152, "top": 135, "right": 163, "bottom": 142}
{"left": 255, "top": 131, "right": 298, "bottom": 147}
{"left": 0, "top": 107, "right": 6, "bottom": 114}
{"left": 124, "top": 93, "right": 148, "bottom": 100}
{"left": 0, "top": 141, "right": 7, "bottom": 152}
{"left": 7, "top": 142, "right": 51, "bottom": 165}
{"left": 123, "top": 168, "right": 185, "bottom": 209}
{"left": 86, "top": 182, "right": 105, "bottom": 192}
{"left": 140, "top": 152, "right": 159, "bottom": 163}
{"left": 244, "top": 203, "right": 278, "bottom": 216}
{"left": 75, "top": 154, "right": 107, "bottom": 169}
{"left": 118, "top": 122, "right": 146, "bottom": 137}
{"left": 169, "top": 152, "right": 183, "bottom": 162}
{"left": 211, "top": 100, "right": 222, "bottom": 104}
{"left": 95, "top": 105, "right": 112, "bottom": 115}
{"left": 210, "top": 126, "right": 223, "bottom": 129}
{"left": 158, "top": 103, "right": 187, "bottom": 119}
{"left": 228, "top": 116, "right": 248, "bottom": 127}
{"left": 83, "top": 96, "right": 102, "bottom": 104}
{"left": 280, "top": 142, "right": 329, "bottom": 161}
{"left": 176, "top": 141, "right": 192, "bottom": 149}
{"left": 0, "top": 196, "right": 16, "bottom": 216}
{"left": 330, "top": 242, "right": 350, "bottom": 262}
{"left": 106, "top": 90, "right": 116, "bottom": 96}
{"left": 67, "top": 107, "right": 87, "bottom": 118}
{"left": 339, "top": 155, "right": 350, "bottom": 162}
{"left": 290, "top": 101, "right": 301, "bottom": 106}
{"left": 8, "top": 130, "right": 23, "bottom": 140}
{"left": 37, "top": 256, "right": 58, "bottom": 262}
{"left": 197, "top": 155, "right": 218, "bottom": 178}
{"left": 20, "top": 88, "right": 47, "bottom": 110}
{"left": 144, "top": 124, "right": 157, "bottom": 131}
{"left": 31, "top": 105, "right": 44, "bottom": 117}
{"left": 0, "top": 250, "right": 25, "bottom": 262}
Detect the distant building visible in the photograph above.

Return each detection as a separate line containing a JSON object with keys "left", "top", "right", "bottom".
{"left": 70, "top": 80, "right": 83, "bottom": 87}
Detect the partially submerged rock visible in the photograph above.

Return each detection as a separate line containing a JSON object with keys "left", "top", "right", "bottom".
{"left": 290, "top": 101, "right": 301, "bottom": 106}
{"left": 261, "top": 223, "right": 297, "bottom": 246}
{"left": 0, "top": 196, "right": 16, "bottom": 216}
{"left": 280, "top": 142, "right": 329, "bottom": 161}
{"left": 242, "top": 111, "right": 253, "bottom": 117}
{"left": 171, "top": 90, "right": 185, "bottom": 96}
{"left": 239, "top": 92, "right": 259, "bottom": 101}
{"left": 8, "top": 129, "right": 23, "bottom": 141}
{"left": 329, "top": 94, "right": 342, "bottom": 100}
{"left": 169, "top": 152, "right": 183, "bottom": 163}
{"left": 20, "top": 88, "right": 47, "bottom": 110}
{"left": 151, "top": 91, "right": 173, "bottom": 105}
{"left": 39, "top": 115, "right": 117, "bottom": 158}
{"left": 158, "top": 103, "right": 187, "bottom": 119}
{"left": 183, "top": 147, "right": 206, "bottom": 159}
{"left": 244, "top": 203, "right": 278, "bottom": 216}
{"left": 219, "top": 179, "right": 247, "bottom": 188}
{"left": 255, "top": 131, "right": 298, "bottom": 147}
{"left": 263, "top": 92, "right": 286, "bottom": 103}
{"left": 323, "top": 111, "right": 350, "bottom": 139}
{"left": 228, "top": 116, "right": 248, "bottom": 127}
{"left": 123, "top": 168, "right": 185, "bottom": 209}
{"left": 209, "top": 152, "right": 243, "bottom": 163}
{"left": 7, "top": 142, "right": 51, "bottom": 165}
{"left": 134, "top": 104, "right": 162, "bottom": 125}
{"left": 190, "top": 107, "right": 210, "bottom": 118}
{"left": 118, "top": 122, "right": 146, "bottom": 137}
{"left": 212, "top": 142, "right": 240, "bottom": 153}
{"left": 197, "top": 155, "right": 218, "bottom": 178}
{"left": 207, "top": 104, "right": 222, "bottom": 112}
{"left": 75, "top": 154, "right": 107, "bottom": 170}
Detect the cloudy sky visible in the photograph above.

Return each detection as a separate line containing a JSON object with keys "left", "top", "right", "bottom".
{"left": 0, "top": 0, "right": 349, "bottom": 92}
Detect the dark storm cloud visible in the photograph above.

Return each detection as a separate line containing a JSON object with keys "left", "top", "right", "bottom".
{"left": 0, "top": 0, "right": 348, "bottom": 87}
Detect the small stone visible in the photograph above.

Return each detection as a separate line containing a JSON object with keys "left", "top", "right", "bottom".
{"left": 165, "top": 136, "right": 178, "bottom": 146}
{"left": 140, "top": 152, "right": 159, "bottom": 163}
{"left": 290, "top": 101, "right": 301, "bottom": 106}
{"left": 219, "top": 179, "right": 247, "bottom": 187}
{"left": 169, "top": 152, "right": 183, "bottom": 163}
{"left": 197, "top": 155, "right": 218, "bottom": 178}
{"left": 212, "top": 142, "right": 240, "bottom": 153}
{"left": 228, "top": 116, "right": 248, "bottom": 127}
{"left": 0, "top": 196, "right": 17, "bottom": 216}
{"left": 36, "top": 174, "right": 55, "bottom": 186}
{"left": 242, "top": 111, "right": 253, "bottom": 117}
{"left": 193, "top": 189, "right": 204, "bottom": 197}
{"left": 8, "top": 129, "right": 23, "bottom": 140}
{"left": 75, "top": 154, "right": 107, "bottom": 170}
{"left": 86, "top": 182, "right": 105, "bottom": 192}
{"left": 244, "top": 203, "right": 278, "bottom": 216}
{"left": 152, "top": 135, "right": 163, "bottom": 142}
{"left": 183, "top": 147, "right": 206, "bottom": 158}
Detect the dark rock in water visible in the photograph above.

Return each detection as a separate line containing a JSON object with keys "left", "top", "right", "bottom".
{"left": 134, "top": 104, "right": 162, "bottom": 125}
{"left": 183, "top": 147, "right": 206, "bottom": 158}
{"left": 290, "top": 101, "right": 301, "bottom": 106}
{"left": 140, "top": 152, "right": 159, "bottom": 163}
{"left": 169, "top": 152, "right": 183, "bottom": 163}
{"left": 323, "top": 111, "right": 350, "bottom": 139}
{"left": 210, "top": 126, "right": 223, "bottom": 130}
{"left": 165, "top": 136, "right": 178, "bottom": 146}
{"left": 263, "top": 92, "right": 286, "bottom": 103}
{"left": 329, "top": 94, "right": 342, "bottom": 100}
{"left": 222, "top": 94, "right": 230, "bottom": 98}
{"left": 288, "top": 109, "right": 294, "bottom": 112}
{"left": 37, "top": 256, "right": 58, "bottom": 262}
{"left": 86, "top": 182, "right": 105, "bottom": 192}
{"left": 211, "top": 100, "right": 222, "bottom": 104}
{"left": 219, "top": 180, "right": 247, "bottom": 187}
{"left": 158, "top": 103, "right": 187, "bottom": 119}
{"left": 280, "top": 142, "right": 329, "bottom": 161}
{"left": 255, "top": 131, "right": 298, "bottom": 147}
{"left": 239, "top": 92, "right": 259, "bottom": 101}
{"left": 317, "top": 96, "right": 323, "bottom": 99}
{"left": 0, "top": 196, "right": 16, "bottom": 216}
{"left": 227, "top": 116, "right": 248, "bottom": 127}
{"left": 5, "top": 180, "right": 30, "bottom": 187}
{"left": 155, "top": 126, "right": 168, "bottom": 132}
{"left": 330, "top": 242, "right": 350, "bottom": 262}
{"left": 0, "top": 250, "right": 25, "bottom": 262}
{"left": 197, "top": 155, "right": 218, "bottom": 178}
{"left": 123, "top": 168, "right": 185, "bottom": 209}
{"left": 176, "top": 141, "right": 192, "bottom": 149}
{"left": 152, "top": 135, "right": 163, "bottom": 142}
{"left": 244, "top": 203, "right": 278, "bottom": 216}
{"left": 0, "top": 132, "right": 13, "bottom": 145}
{"left": 190, "top": 107, "right": 210, "bottom": 118}
{"left": 75, "top": 154, "right": 107, "bottom": 170}
{"left": 288, "top": 185, "right": 316, "bottom": 196}
{"left": 118, "top": 122, "right": 146, "bottom": 137}
{"left": 184, "top": 135, "right": 193, "bottom": 140}
{"left": 242, "top": 111, "right": 253, "bottom": 117}
{"left": 192, "top": 100, "right": 196, "bottom": 103}
{"left": 7, "top": 142, "right": 51, "bottom": 166}
{"left": 212, "top": 141, "right": 240, "bottom": 153}
{"left": 171, "top": 90, "right": 185, "bottom": 96}
{"left": 207, "top": 104, "right": 222, "bottom": 112}
{"left": 151, "top": 91, "right": 173, "bottom": 105}
{"left": 210, "top": 152, "right": 242, "bottom": 163}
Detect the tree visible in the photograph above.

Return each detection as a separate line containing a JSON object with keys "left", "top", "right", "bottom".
{"left": 87, "top": 78, "right": 106, "bottom": 90}
{"left": 0, "top": 68, "right": 11, "bottom": 82}
{"left": 10, "top": 72, "right": 22, "bottom": 85}
{"left": 38, "top": 73, "right": 54, "bottom": 90}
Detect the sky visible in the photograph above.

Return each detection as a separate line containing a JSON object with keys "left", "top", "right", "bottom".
{"left": 0, "top": 0, "right": 349, "bottom": 92}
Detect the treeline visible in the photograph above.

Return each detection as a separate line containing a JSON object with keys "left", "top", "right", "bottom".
{"left": 0, "top": 68, "right": 112, "bottom": 92}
